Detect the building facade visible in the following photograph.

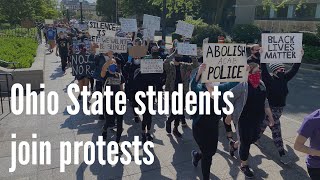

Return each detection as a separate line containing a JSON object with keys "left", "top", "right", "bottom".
{"left": 60, "top": 0, "right": 97, "bottom": 20}
{"left": 235, "top": 0, "right": 320, "bottom": 32}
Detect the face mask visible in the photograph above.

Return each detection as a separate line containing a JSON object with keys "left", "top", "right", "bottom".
{"left": 254, "top": 52, "right": 260, "bottom": 59}
{"left": 248, "top": 71, "right": 261, "bottom": 88}
{"left": 160, "top": 45, "right": 165, "bottom": 49}
{"left": 108, "top": 64, "right": 117, "bottom": 73}
{"left": 152, "top": 52, "right": 160, "bottom": 57}
{"left": 275, "top": 71, "right": 285, "bottom": 79}
{"left": 133, "top": 59, "right": 141, "bottom": 65}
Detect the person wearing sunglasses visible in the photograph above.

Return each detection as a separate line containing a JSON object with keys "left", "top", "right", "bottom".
{"left": 259, "top": 60, "right": 301, "bottom": 164}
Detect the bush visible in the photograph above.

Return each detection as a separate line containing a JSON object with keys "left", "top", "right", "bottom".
{"left": 302, "top": 46, "right": 320, "bottom": 65}
{"left": 231, "top": 24, "right": 261, "bottom": 43}
{"left": 302, "top": 32, "right": 320, "bottom": 46}
{"left": 184, "top": 16, "right": 225, "bottom": 46}
{"left": 0, "top": 37, "right": 38, "bottom": 68}
{"left": 317, "top": 24, "right": 320, "bottom": 37}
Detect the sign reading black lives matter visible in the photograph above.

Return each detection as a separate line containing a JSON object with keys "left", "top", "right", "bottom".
{"left": 99, "top": 36, "right": 130, "bottom": 53}
{"left": 261, "top": 33, "right": 303, "bottom": 63}
{"left": 201, "top": 43, "right": 248, "bottom": 83}
{"left": 88, "top": 21, "right": 118, "bottom": 42}
{"left": 140, "top": 59, "right": 164, "bottom": 74}
{"left": 71, "top": 54, "right": 95, "bottom": 77}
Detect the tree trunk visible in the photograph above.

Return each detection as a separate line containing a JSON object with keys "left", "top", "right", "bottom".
{"left": 213, "top": 0, "right": 227, "bottom": 25}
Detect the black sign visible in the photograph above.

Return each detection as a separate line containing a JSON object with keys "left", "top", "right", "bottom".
{"left": 71, "top": 54, "right": 95, "bottom": 77}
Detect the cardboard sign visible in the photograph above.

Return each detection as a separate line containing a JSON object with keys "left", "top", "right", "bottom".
{"left": 175, "top": 21, "right": 194, "bottom": 38}
{"left": 201, "top": 43, "right": 248, "bottom": 83}
{"left": 129, "top": 46, "right": 148, "bottom": 58}
{"left": 99, "top": 36, "right": 130, "bottom": 53}
{"left": 119, "top": 18, "right": 137, "bottom": 33}
{"left": 261, "top": 33, "right": 303, "bottom": 63}
{"left": 143, "top": 28, "right": 155, "bottom": 40}
{"left": 88, "top": 21, "right": 118, "bottom": 42}
{"left": 21, "top": 19, "right": 34, "bottom": 29}
{"left": 45, "top": 19, "right": 54, "bottom": 25}
{"left": 143, "top": 14, "right": 161, "bottom": 31}
{"left": 71, "top": 54, "right": 95, "bottom": 76}
{"left": 203, "top": 38, "right": 209, "bottom": 44}
{"left": 177, "top": 43, "right": 197, "bottom": 56}
{"left": 140, "top": 59, "right": 164, "bottom": 74}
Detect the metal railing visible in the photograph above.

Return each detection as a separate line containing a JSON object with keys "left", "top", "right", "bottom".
{"left": 0, "top": 60, "right": 17, "bottom": 114}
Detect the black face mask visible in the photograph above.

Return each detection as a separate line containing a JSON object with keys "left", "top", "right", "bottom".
{"left": 152, "top": 52, "right": 160, "bottom": 57}
{"left": 254, "top": 52, "right": 260, "bottom": 59}
{"left": 276, "top": 72, "right": 285, "bottom": 79}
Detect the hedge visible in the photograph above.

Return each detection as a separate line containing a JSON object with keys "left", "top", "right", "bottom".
{"left": 302, "top": 46, "right": 320, "bottom": 65}
{"left": 0, "top": 37, "right": 38, "bottom": 68}
{"left": 231, "top": 24, "right": 261, "bottom": 43}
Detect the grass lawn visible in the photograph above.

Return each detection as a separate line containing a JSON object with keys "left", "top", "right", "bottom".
{"left": 0, "top": 37, "right": 38, "bottom": 68}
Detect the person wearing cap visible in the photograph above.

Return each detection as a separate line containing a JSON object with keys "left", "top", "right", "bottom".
{"left": 259, "top": 58, "right": 301, "bottom": 164}
{"left": 164, "top": 49, "right": 199, "bottom": 137}
{"left": 225, "top": 62, "right": 274, "bottom": 179}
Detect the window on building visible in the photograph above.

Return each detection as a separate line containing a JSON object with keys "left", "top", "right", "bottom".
{"left": 275, "top": 6, "right": 288, "bottom": 18}
{"left": 294, "top": 3, "right": 317, "bottom": 18}
{"left": 255, "top": 5, "right": 270, "bottom": 19}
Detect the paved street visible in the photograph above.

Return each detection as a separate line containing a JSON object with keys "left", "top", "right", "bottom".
{"left": 0, "top": 44, "right": 319, "bottom": 180}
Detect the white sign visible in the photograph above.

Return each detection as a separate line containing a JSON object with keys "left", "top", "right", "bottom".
{"left": 175, "top": 21, "right": 194, "bottom": 38}
{"left": 99, "top": 36, "right": 130, "bottom": 53}
{"left": 45, "top": 19, "right": 54, "bottom": 25}
{"left": 143, "top": 29, "right": 155, "bottom": 40}
{"left": 119, "top": 18, "right": 137, "bottom": 33}
{"left": 201, "top": 43, "right": 248, "bottom": 83}
{"left": 177, "top": 43, "right": 197, "bottom": 56}
{"left": 88, "top": 21, "right": 118, "bottom": 42}
{"left": 143, "top": 14, "right": 161, "bottom": 31}
{"left": 261, "top": 33, "right": 303, "bottom": 63}
{"left": 140, "top": 59, "right": 164, "bottom": 74}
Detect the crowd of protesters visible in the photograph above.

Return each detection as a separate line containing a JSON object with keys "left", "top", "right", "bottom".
{"left": 41, "top": 19, "right": 319, "bottom": 180}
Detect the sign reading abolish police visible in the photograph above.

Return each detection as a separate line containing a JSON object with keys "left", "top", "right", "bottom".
{"left": 261, "top": 33, "right": 303, "bottom": 63}
{"left": 201, "top": 43, "right": 248, "bottom": 83}
{"left": 175, "top": 21, "right": 194, "bottom": 38}
{"left": 177, "top": 43, "right": 197, "bottom": 56}
{"left": 71, "top": 54, "right": 94, "bottom": 76}
{"left": 88, "top": 21, "right": 118, "bottom": 42}
{"left": 99, "top": 36, "right": 130, "bottom": 53}
{"left": 140, "top": 59, "right": 164, "bottom": 74}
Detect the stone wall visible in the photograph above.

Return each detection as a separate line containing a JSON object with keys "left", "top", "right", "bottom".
{"left": 254, "top": 20, "right": 319, "bottom": 32}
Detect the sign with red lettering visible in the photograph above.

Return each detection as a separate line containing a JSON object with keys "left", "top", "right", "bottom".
{"left": 261, "top": 33, "right": 303, "bottom": 63}
{"left": 201, "top": 43, "right": 248, "bottom": 83}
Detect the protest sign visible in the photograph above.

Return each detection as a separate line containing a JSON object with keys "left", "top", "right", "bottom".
{"left": 143, "top": 28, "right": 155, "bottom": 40}
{"left": 201, "top": 43, "right": 248, "bottom": 83}
{"left": 261, "top": 33, "right": 303, "bottom": 63}
{"left": 45, "top": 19, "right": 54, "bottom": 25}
{"left": 119, "top": 18, "right": 137, "bottom": 33}
{"left": 99, "top": 36, "right": 130, "bottom": 53}
{"left": 143, "top": 14, "right": 161, "bottom": 31}
{"left": 140, "top": 59, "right": 164, "bottom": 74}
{"left": 175, "top": 21, "right": 194, "bottom": 38}
{"left": 71, "top": 54, "right": 95, "bottom": 76}
{"left": 203, "top": 38, "right": 209, "bottom": 44}
{"left": 88, "top": 21, "right": 118, "bottom": 42}
{"left": 129, "top": 46, "right": 148, "bottom": 58}
{"left": 177, "top": 43, "right": 197, "bottom": 56}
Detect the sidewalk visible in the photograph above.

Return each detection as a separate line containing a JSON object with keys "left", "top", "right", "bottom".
{"left": 0, "top": 49, "right": 311, "bottom": 180}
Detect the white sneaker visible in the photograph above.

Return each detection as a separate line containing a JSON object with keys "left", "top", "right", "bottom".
{"left": 280, "top": 154, "right": 292, "bottom": 165}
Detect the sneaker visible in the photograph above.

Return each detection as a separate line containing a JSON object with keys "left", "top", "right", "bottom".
{"left": 280, "top": 154, "right": 292, "bottom": 165}
{"left": 191, "top": 150, "right": 200, "bottom": 167}
{"left": 146, "top": 133, "right": 153, "bottom": 142}
{"left": 240, "top": 165, "right": 254, "bottom": 179}
{"left": 141, "top": 133, "right": 146, "bottom": 144}
{"left": 173, "top": 128, "right": 182, "bottom": 138}
{"left": 165, "top": 119, "right": 172, "bottom": 134}
{"left": 229, "top": 140, "right": 237, "bottom": 157}
{"left": 134, "top": 116, "right": 140, "bottom": 123}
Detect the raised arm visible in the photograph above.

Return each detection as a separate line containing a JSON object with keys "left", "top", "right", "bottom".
{"left": 285, "top": 63, "right": 301, "bottom": 81}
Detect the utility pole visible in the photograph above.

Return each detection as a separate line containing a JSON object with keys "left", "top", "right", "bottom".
{"left": 162, "top": 0, "right": 167, "bottom": 41}
{"left": 79, "top": 0, "right": 83, "bottom": 23}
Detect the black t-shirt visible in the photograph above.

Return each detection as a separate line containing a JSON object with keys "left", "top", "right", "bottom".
{"left": 56, "top": 38, "right": 69, "bottom": 54}
{"left": 174, "top": 65, "right": 182, "bottom": 90}
{"left": 104, "top": 72, "right": 125, "bottom": 93}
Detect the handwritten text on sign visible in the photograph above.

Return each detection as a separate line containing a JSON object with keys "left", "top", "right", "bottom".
{"left": 143, "top": 14, "right": 161, "bottom": 31}
{"left": 177, "top": 43, "right": 197, "bottom": 56}
{"left": 261, "top": 33, "right": 303, "bottom": 63}
{"left": 88, "top": 21, "right": 118, "bottom": 42}
{"left": 71, "top": 54, "right": 94, "bottom": 77}
{"left": 201, "top": 43, "right": 248, "bottom": 83}
{"left": 175, "top": 21, "right": 194, "bottom": 38}
{"left": 99, "top": 37, "right": 130, "bottom": 53}
{"left": 140, "top": 59, "right": 164, "bottom": 74}
{"left": 119, "top": 18, "right": 138, "bottom": 33}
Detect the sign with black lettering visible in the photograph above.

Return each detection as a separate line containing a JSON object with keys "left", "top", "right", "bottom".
{"left": 140, "top": 59, "right": 163, "bottom": 74}
{"left": 261, "top": 33, "right": 303, "bottom": 63}
{"left": 175, "top": 21, "right": 194, "bottom": 39}
{"left": 119, "top": 18, "right": 138, "bottom": 33}
{"left": 201, "top": 43, "right": 248, "bottom": 83}
{"left": 99, "top": 36, "right": 130, "bottom": 53}
{"left": 88, "top": 21, "right": 118, "bottom": 42}
{"left": 177, "top": 43, "right": 197, "bottom": 56}
{"left": 71, "top": 54, "right": 95, "bottom": 76}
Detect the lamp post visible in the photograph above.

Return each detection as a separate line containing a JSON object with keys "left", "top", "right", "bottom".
{"left": 162, "top": 0, "right": 167, "bottom": 41}
{"left": 79, "top": 0, "right": 83, "bottom": 24}
{"left": 66, "top": 6, "right": 70, "bottom": 22}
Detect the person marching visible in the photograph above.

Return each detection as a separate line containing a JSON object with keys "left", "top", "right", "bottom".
{"left": 190, "top": 63, "right": 239, "bottom": 180}
{"left": 56, "top": 31, "right": 70, "bottom": 74}
{"left": 225, "top": 61, "right": 275, "bottom": 179}
{"left": 46, "top": 25, "right": 56, "bottom": 53}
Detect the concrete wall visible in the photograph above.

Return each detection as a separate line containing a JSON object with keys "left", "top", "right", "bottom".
{"left": 0, "top": 44, "right": 45, "bottom": 93}
{"left": 254, "top": 19, "right": 319, "bottom": 32}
